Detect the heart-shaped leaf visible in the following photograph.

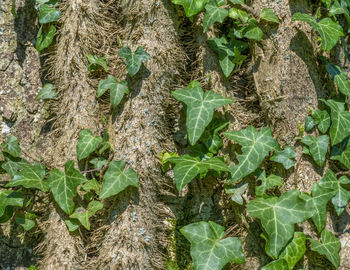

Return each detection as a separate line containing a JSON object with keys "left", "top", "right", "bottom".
{"left": 39, "top": 4, "right": 61, "bottom": 24}
{"left": 203, "top": 0, "right": 228, "bottom": 32}
{"left": 118, "top": 46, "right": 150, "bottom": 77}
{"left": 76, "top": 129, "right": 103, "bottom": 161}
{"left": 270, "top": 146, "right": 296, "bottom": 170}
{"left": 301, "top": 135, "right": 329, "bottom": 167}
{"left": 260, "top": 8, "right": 279, "bottom": 23}
{"left": 97, "top": 75, "right": 129, "bottom": 108}
{"left": 181, "top": 221, "right": 245, "bottom": 269}
{"left": 1, "top": 135, "right": 21, "bottom": 158}
{"left": 312, "top": 110, "right": 330, "bottom": 133}
{"left": 36, "top": 83, "right": 57, "bottom": 100}
{"left": 225, "top": 182, "right": 248, "bottom": 205}
{"left": 171, "top": 0, "right": 208, "bottom": 17}
{"left": 70, "top": 201, "right": 103, "bottom": 230}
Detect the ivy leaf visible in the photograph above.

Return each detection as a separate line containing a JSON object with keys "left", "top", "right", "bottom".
{"left": 225, "top": 182, "right": 248, "bottom": 205}
{"left": 118, "top": 46, "right": 150, "bottom": 77}
{"left": 247, "top": 189, "right": 314, "bottom": 258}
{"left": 70, "top": 201, "right": 103, "bottom": 230}
{"left": 228, "top": 8, "right": 248, "bottom": 23}
{"left": 87, "top": 54, "right": 108, "bottom": 72}
{"left": 203, "top": 0, "right": 228, "bottom": 32}
{"left": 47, "top": 161, "right": 87, "bottom": 215}
{"left": 97, "top": 75, "right": 129, "bottom": 108}
{"left": 255, "top": 170, "right": 283, "bottom": 197}
{"left": 301, "top": 135, "right": 329, "bottom": 167}
{"left": 180, "top": 221, "right": 245, "bottom": 269}
{"left": 244, "top": 19, "right": 263, "bottom": 41}
{"left": 224, "top": 126, "right": 279, "bottom": 183}
{"left": 35, "top": 83, "right": 57, "bottom": 100}
{"left": 261, "top": 259, "right": 289, "bottom": 270}
{"left": 304, "top": 115, "right": 315, "bottom": 131}
{"left": 171, "top": 0, "right": 208, "bottom": 17}
{"left": 321, "top": 99, "right": 350, "bottom": 145}
{"left": 76, "top": 129, "right": 103, "bottom": 161}
{"left": 6, "top": 162, "right": 48, "bottom": 192}
{"left": 2, "top": 159, "right": 28, "bottom": 178}
{"left": 326, "top": 63, "right": 350, "bottom": 96}
{"left": 260, "top": 8, "right": 279, "bottom": 23}
{"left": 0, "top": 190, "right": 23, "bottom": 217}
{"left": 99, "top": 160, "right": 139, "bottom": 199}
{"left": 300, "top": 184, "right": 336, "bottom": 233}
{"left": 15, "top": 212, "right": 36, "bottom": 231}
{"left": 279, "top": 232, "right": 306, "bottom": 269}
{"left": 90, "top": 158, "right": 107, "bottom": 170}
{"left": 199, "top": 118, "right": 229, "bottom": 154}
{"left": 319, "top": 169, "right": 350, "bottom": 215}
{"left": 312, "top": 110, "right": 330, "bottom": 133}
{"left": 270, "top": 146, "right": 296, "bottom": 170}
{"left": 168, "top": 155, "right": 230, "bottom": 191}
{"left": 82, "top": 179, "right": 100, "bottom": 195}
{"left": 1, "top": 135, "right": 21, "bottom": 158}
{"left": 309, "top": 230, "right": 341, "bottom": 268}
{"left": 172, "top": 82, "right": 234, "bottom": 144}
{"left": 228, "top": 0, "right": 244, "bottom": 3}
{"left": 39, "top": 4, "right": 61, "bottom": 24}
{"left": 292, "top": 13, "right": 343, "bottom": 51}
{"left": 331, "top": 138, "right": 350, "bottom": 169}
{"left": 65, "top": 218, "right": 80, "bottom": 232}
{"left": 36, "top": 25, "right": 56, "bottom": 52}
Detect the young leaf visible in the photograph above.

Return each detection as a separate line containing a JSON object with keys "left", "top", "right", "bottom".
{"left": 203, "top": 0, "right": 228, "bottom": 32}
{"left": 86, "top": 54, "right": 108, "bottom": 72}
{"left": 90, "top": 158, "right": 108, "bottom": 170}
{"left": 180, "top": 221, "right": 245, "bottom": 269}
{"left": 304, "top": 115, "right": 315, "bottom": 131}
{"left": 65, "top": 218, "right": 80, "bottom": 232}
{"left": 319, "top": 169, "right": 350, "bottom": 215}
{"left": 225, "top": 182, "right": 248, "bottom": 205}
{"left": 70, "top": 201, "right": 103, "bottom": 230}
{"left": 76, "top": 129, "right": 103, "bottom": 161}
{"left": 118, "top": 46, "right": 150, "bottom": 77}
{"left": 247, "top": 189, "right": 314, "bottom": 258}
{"left": 270, "top": 146, "right": 296, "bottom": 170}
{"left": 199, "top": 118, "right": 229, "bottom": 154}
{"left": 1, "top": 135, "right": 21, "bottom": 158}
{"left": 6, "top": 162, "right": 48, "bottom": 192}
{"left": 171, "top": 0, "right": 208, "bottom": 17}
{"left": 168, "top": 155, "right": 229, "bottom": 191}
{"left": 39, "top": 4, "right": 61, "bottom": 24}
{"left": 0, "top": 190, "right": 23, "bottom": 218}
{"left": 172, "top": 82, "right": 234, "bottom": 145}
{"left": 244, "top": 20, "right": 263, "bottom": 41}
{"left": 300, "top": 183, "right": 336, "bottom": 233}
{"left": 312, "top": 110, "right": 330, "bottom": 133}
{"left": 301, "top": 135, "right": 329, "bottom": 167}
{"left": 279, "top": 232, "right": 306, "bottom": 269}
{"left": 99, "top": 160, "right": 139, "bottom": 199}
{"left": 97, "top": 75, "right": 129, "bottom": 108}
{"left": 326, "top": 63, "right": 350, "bottom": 96}
{"left": 228, "top": 0, "right": 244, "bottom": 3}
{"left": 228, "top": 8, "right": 248, "bottom": 23}
{"left": 35, "top": 83, "right": 57, "bottom": 100}
{"left": 36, "top": 25, "right": 56, "bottom": 52}
{"left": 309, "top": 230, "right": 341, "bottom": 268}
{"left": 15, "top": 212, "right": 36, "bottom": 231}
{"left": 260, "top": 8, "right": 279, "bottom": 23}
{"left": 47, "top": 161, "right": 87, "bottom": 215}
{"left": 82, "top": 179, "right": 100, "bottom": 194}
{"left": 331, "top": 138, "right": 350, "bottom": 168}
{"left": 255, "top": 170, "right": 282, "bottom": 197}
{"left": 292, "top": 13, "right": 343, "bottom": 51}
{"left": 224, "top": 126, "right": 279, "bottom": 183}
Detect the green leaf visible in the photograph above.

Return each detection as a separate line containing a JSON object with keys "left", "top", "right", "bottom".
{"left": 279, "top": 232, "right": 306, "bottom": 269}
{"left": 39, "top": 4, "right": 61, "bottom": 24}
{"left": 228, "top": 8, "right": 248, "bottom": 23}
{"left": 76, "top": 129, "right": 103, "bottom": 161}
{"left": 36, "top": 25, "right": 56, "bottom": 52}
{"left": 292, "top": 13, "right": 343, "bottom": 51}
{"left": 225, "top": 182, "right": 248, "bottom": 205}
{"left": 28, "top": 266, "right": 39, "bottom": 270}
{"left": 15, "top": 212, "right": 36, "bottom": 231}
{"left": 270, "top": 146, "right": 296, "bottom": 170}
{"left": 82, "top": 179, "right": 100, "bottom": 194}
{"left": 1, "top": 159, "right": 29, "bottom": 178}
{"left": 331, "top": 139, "right": 350, "bottom": 169}
{"left": 301, "top": 135, "right": 329, "bottom": 167}
{"left": 255, "top": 170, "right": 283, "bottom": 197}
{"left": 1, "top": 135, "right": 21, "bottom": 158}
{"left": 309, "top": 230, "right": 341, "bottom": 268}
{"left": 312, "top": 110, "right": 330, "bottom": 133}
{"left": 228, "top": 0, "right": 244, "bottom": 3}
{"left": 260, "top": 8, "right": 279, "bottom": 23}
{"left": 6, "top": 162, "right": 48, "bottom": 192}
{"left": 171, "top": 0, "right": 208, "bottom": 17}
{"left": 319, "top": 169, "right": 350, "bottom": 215}
{"left": 321, "top": 99, "right": 350, "bottom": 145}
{"left": 168, "top": 155, "right": 229, "bottom": 191}
{"left": 172, "top": 82, "right": 234, "bottom": 144}
{"left": 199, "top": 118, "right": 229, "bottom": 154}
{"left": 90, "top": 158, "right": 107, "bottom": 170}
{"left": 244, "top": 20, "right": 263, "bottom": 40}
{"left": 300, "top": 183, "right": 336, "bottom": 233}
{"left": 247, "top": 189, "right": 314, "bottom": 258}
{"left": 99, "top": 160, "right": 139, "bottom": 199}
{"left": 180, "top": 221, "right": 245, "bottom": 269}
{"left": 86, "top": 54, "right": 108, "bottom": 72}
{"left": 304, "top": 115, "right": 315, "bottom": 131}
{"left": 35, "top": 83, "right": 57, "bottom": 100}
{"left": 326, "top": 63, "right": 350, "bottom": 96}
{"left": 224, "top": 126, "right": 279, "bottom": 183}
{"left": 70, "top": 200, "right": 103, "bottom": 230}
{"left": 0, "top": 190, "right": 23, "bottom": 217}
{"left": 65, "top": 218, "right": 80, "bottom": 232}
{"left": 203, "top": 0, "right": 228, "bottom": 32}
{"left": 97, "top": 75, "right": 129, "bottom": 108}
{"left": 47, "top": 161, "right": 87, "bottom": 214}
{"left": 261, "top": 259, "right": 289, "bottom": 270}
{"left": 118, "top": 46, "right": 150, "bottom": 77}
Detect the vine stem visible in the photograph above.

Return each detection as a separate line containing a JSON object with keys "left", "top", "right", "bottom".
{"left": 21, "top": 148, "right": 53, "bottom": 169}
{"left": 99, "top": 152, "right": 114, "bottom": 182}
{"left": 336, "top": 170, "right": 350, "bottom": 176}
